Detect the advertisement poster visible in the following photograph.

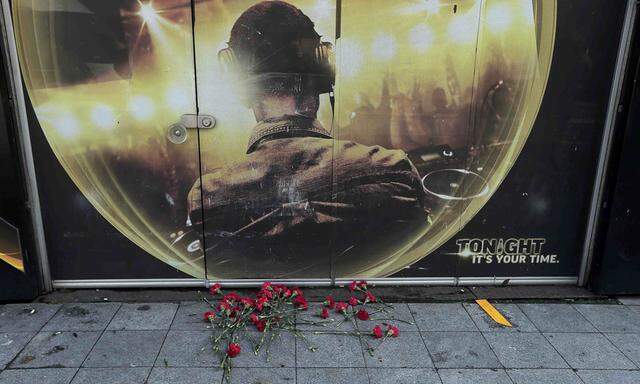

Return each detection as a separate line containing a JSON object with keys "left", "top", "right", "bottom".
{"left": 11, "top": 0, "right": 626, "bottom": 281}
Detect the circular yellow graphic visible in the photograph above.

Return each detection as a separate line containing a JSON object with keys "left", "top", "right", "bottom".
{"left": 12, "top": 0, "right": 555, "bottom": 279}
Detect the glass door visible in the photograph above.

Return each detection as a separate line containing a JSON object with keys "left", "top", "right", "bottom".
{"left": 194, "top": 0, "right": 338, "bottom": 280}
{"left": 332, "top": 0, "right": 481, "bottom": 279}
{"left": 12, "top": 0, "right": 206, "bottom": 280}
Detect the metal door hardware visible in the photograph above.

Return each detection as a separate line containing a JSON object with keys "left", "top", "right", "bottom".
{"left": 181, "top": 114, "right": 216, "bottom": 129}
{"left": 167, "top": 114, "right": 215, "bottom": 144}
{"left": 167, "top": 123, "right": 187, "bottom": 144}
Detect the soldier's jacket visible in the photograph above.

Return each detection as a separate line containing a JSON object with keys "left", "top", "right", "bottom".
{"left": 187, "top": 116, "right": 428, "bottom": 278}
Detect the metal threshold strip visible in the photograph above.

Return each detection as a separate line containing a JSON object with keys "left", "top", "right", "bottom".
{"left": 52, "top": 276, "right": 578, "bottom": 289}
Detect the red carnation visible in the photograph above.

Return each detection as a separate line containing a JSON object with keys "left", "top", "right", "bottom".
{"left": 255, "top": 320, "right": 267, "bottom": 332}
{"left": 357, "top": 280, "right": 368, "bottom": 290}
{"left": 256, "top": 297, "right": 268, "bottom": 311}
{"left": 209, "top": 283, "right": 222, "bottom": 295}
{"left": 203, "top": 311, "right": 215, "bottom": 322}
{"left": 261, "top": 282, "right": 273, "bottom": 291}
{"left": 320, "top": 307, "right": 330, "bottom": 319}
{"left": 356, "top": 309, "right": 370, "bottom": 321}
{"left": 293, "top": 296, "right": 308, "bottom": 310}
{"left": 223, "top": 293, "right": 241, "bottom": 303}
{"left": 387, "top": 325, "right": 399, "bottom": 337}
{"left": 335, "top": 302, "right": 348, "bottom": 313}
{"left": 348, "top": 281, "right": 357, "bottom": 292}
{"left": 249, "top": 313, "right": 259, "bottom": 324}
{"left": 348, "top": 297, "right": 359, "bottom": 306}
{"left": 240, "top": 297, "right": 254, "bottom": 308}
{"left": 227, "top": 343, "right": 241, "bottom": 358}
{"left": 323, "top": 296, "right": 335, "bottom": 309}
{"left": 365, "top": 291, "right": 376, "bottom": 303}
{"left": 372, "top": 325, "right": 384, "bottom": 339}
{"left": 292, "top": 287, "right": 304, "bottom": 297}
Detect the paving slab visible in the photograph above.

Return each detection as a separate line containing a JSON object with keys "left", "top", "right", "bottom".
{"left": 231, "top": 331, "right": 295, "bottom": 368}
{"left": 170, "top": 302, "right": 213, "bottom": 330}
{"left": 0, "top": 333, "right": 35, "bottom": 369}
{"left": 0, "top": 368, "right": 77, "bottom": 384}
{"left": 483, "top": 332, "right": 567, "bottom": 369}
{"left": 544, "top": 332, "right": 636, "bottom": 369}
{"left": 518, "top": 303, "right": 595, "bottom": 333}
{"left": 107, "top": 303, "right": 178, "bottom": 331}
{"left": 356, "top": 303, "right": 419, "bottom": 332}
{"left": 507, "top": 369, "right": 582, "bottom": 384}
{"left": 464, "top": 303, "right": 536, "bottom": 333}
{"left": 11, "top": 331, "right": 100, "bottom": 368}
{"left": 43, "top": 303, "right": 121, "bottom": 332}
{"left": 628, "top": 305, "right": 640, "bottom": 317}
{"left": 618, "top": 297, "right": 640, "bottom": 305}
{"left": 421, "top": 331, "right": 501, "bottom": 369}
{"left": 408, "top": 304, "right": 477, "bottom": 332}
{"left": 0, "top": 304, "right": 61, "bottom": 333}
{"left": 70, "top": 367, "right": 150, "bottom": 384}
{"left": 575, "top": 304, "right": 640, "bottom": 333}
{"left": 297, "top": 368, "right": 368, "bottom": 384}
{"left": 296, "top": 332, "right": 365, "bottom": 367}
{"left": 156, "top": 330, "right": 218, "bottom": 367}
{"left": 83, "top": 330, "right": 166, "bottom": 368}
{"left": 604, "top": 333, "right": 640, "bottom": 367}
{"left": 438, "top": 368, "right": 513, "bottom": 384}
{"left": 361, "top": 330, "right": 433, "bottom": 368}
{"left": 227, "top": 368, "right": 295, "bottom": 384}
{"left": 573, "top": 304, "right": 640, "bottom": 333}
{"left": 146, "top": 367, "right": 223, "bottom": 384}
{"left": 297, "top": 308, "right": 357, "bottom": 331}
{"left": 367, "top": 368, "right": 441, "bottom": 384}
{"left": 577, "top": 370, "right": 640, "bottom": 384}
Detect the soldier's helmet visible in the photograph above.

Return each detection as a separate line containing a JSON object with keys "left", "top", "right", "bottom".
{"left": 218, "top": 1, "right": 334, "bottom": 102}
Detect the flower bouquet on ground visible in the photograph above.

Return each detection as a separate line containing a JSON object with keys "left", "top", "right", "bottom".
{"left": 202, "top": 281, "right": 409, "bottom": 382}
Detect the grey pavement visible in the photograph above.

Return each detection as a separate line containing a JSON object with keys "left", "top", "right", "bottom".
{"left": 0, "top": 298, "right": 639, "bottom": 383}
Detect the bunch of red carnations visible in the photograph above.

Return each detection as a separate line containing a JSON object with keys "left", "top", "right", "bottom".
{"left": 318, "top": 280, "right": 400, "bottom": 354}
{"left": 203, "top": 281, "right": 402, "bottom": 382}
{"left": 203, "top": 282, "right": 308, "bottom": 381}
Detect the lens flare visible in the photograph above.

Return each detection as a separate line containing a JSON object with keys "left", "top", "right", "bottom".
{"left": 372, "top": 33, "right": 396, "bottom": 61}
{"left": 138, "top": 2, "right": 157, "bottom": 22}
{"left": 409, "top": 24, "right": 435, "bottom": 52}
{"left": 129, "top": 95, "right": 155, "bottom": 121}
{"left": 91, "top": 105, "right": 117, "bottom": 131}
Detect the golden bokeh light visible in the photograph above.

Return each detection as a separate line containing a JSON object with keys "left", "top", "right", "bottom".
{"left": 371, "top": 33, "right": 396, "bottom": 61}
{"left": 129, "top": 95, "right": 155, "bottom": 121}
{"left": 337, "top": 38, "right": 364, "bottom": 78}
{"left": 486, "top": 3, "right": 512, "bottom": 33}
{"left": 448, "top": 8, "right": 479, "bottom": 44}
{"left": 409, "top": 24, "right": 435, "bottom": 52}
{"left": 91, "top": 105, "right": 118, "bottom": 131}
{"left": 52, "top": 114, "right": 80, "bottom": 139}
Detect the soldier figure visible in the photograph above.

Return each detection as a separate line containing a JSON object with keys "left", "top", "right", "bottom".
{"left": 186, "top": 1, "right": 428, "bottom": 277}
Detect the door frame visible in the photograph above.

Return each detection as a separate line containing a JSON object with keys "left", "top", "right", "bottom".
{"left": 0, "top": 0, "right": 51, "bottom": 293}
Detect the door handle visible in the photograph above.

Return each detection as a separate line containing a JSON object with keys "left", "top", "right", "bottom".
{"left": 167, "top": 114, "right": 216, "bottom": 144}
